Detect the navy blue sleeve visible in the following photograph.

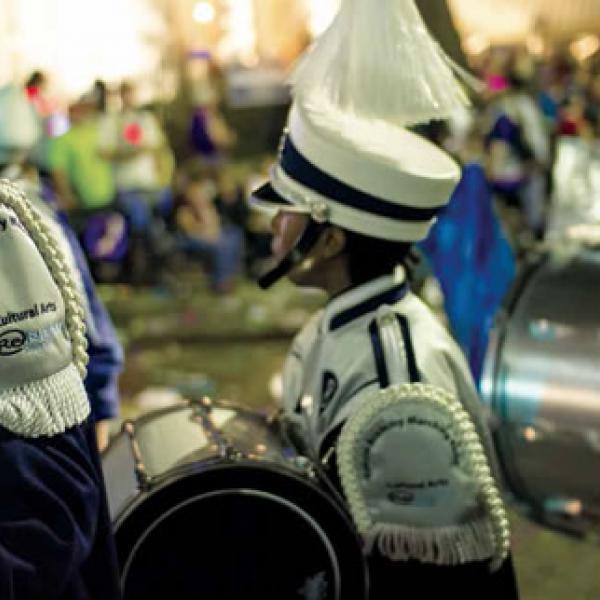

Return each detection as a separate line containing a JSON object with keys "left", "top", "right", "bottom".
{"left": 0, "top": 424, "right": 115, "bottom": 600}
{"left": 58, "top": 213, "right": 124, "bottom": 422}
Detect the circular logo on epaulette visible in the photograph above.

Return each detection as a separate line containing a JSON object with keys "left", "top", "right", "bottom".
{"left": 0, "top": 329, "right": 26, "bottom": 356}
{"left": 337, "top": 383, "right": 508, "bottom": 567}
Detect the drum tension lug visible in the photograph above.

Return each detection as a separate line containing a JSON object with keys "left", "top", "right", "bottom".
{"left": 135, "top": 463, "right": 152, "bottom": 490}
{"left": 221, "top": 445, "right": 244, "bottom": 461}
{"left": 123, "top": 420, "right": 152, "bottom": 490}
{"left": 294, "top": 455, "right": 317, "bottom": 480}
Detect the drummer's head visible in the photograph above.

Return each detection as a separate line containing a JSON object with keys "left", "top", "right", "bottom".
{"left": 270, "top": 210, "right": 412, "bottom": 294}
{"left": 250, "top": 101, "right": 460, "bottom": 292}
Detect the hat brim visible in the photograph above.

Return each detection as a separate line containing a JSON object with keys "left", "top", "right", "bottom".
{"left": 250, "top": 181, "right": 308, "bottom": 216}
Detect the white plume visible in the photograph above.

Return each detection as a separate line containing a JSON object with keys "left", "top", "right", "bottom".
{"left": 291, "top": 0, "right": 476, "bottom": 127}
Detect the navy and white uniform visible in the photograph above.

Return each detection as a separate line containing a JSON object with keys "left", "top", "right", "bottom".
{"left": 281, "top": 270, "right": 495, "bottom": 462}
{"left": 0, "top": 180, "right": 122, "bottom": 600}
{"left": 280, "top": 270, "right": 519, "bottom": 598}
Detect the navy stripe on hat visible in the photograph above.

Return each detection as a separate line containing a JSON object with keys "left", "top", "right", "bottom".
{"left": 280, "top": 136, "right": 439, "bottom": 222}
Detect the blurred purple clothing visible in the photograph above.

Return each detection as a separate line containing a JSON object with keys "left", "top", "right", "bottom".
{"left": 190, "top": 108, "right": 219, "bottom": 161}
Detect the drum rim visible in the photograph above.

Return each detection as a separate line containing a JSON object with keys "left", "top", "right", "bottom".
{"left": 110, "top": 399, "right": 264, "bottom": 432}
{"left": 121, "top": 488, "right": 343, "bottom": 599}
{"left": 113, "top": 458, "right": 359, "bottom": 531}
{"left": 481, "top": 251, "right": 557, "bottom": 516}
{"left": 114, "top": 459, "right": 369, "bottom": 599}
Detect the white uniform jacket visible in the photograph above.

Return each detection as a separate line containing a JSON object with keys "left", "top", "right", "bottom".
{"left": 279, "top": 269, "right": 512, "bottom": 573}
{"left": 281, "top": 269, "right": 500, "bottom": 475}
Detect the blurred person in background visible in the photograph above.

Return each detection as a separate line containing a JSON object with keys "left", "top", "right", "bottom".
{"left": 48, "top": 90, "right": 126, "bottom": 282}
{"left": 24, "top": 70, "right": 56, "bottom": 175}
{"left": 0, "top": 83, "right": 123, "bottom": 451}
{"left": 99, "top": 81, "right": 172, "bottom": 285}
{"left": 24, "top": 70, "right": 49, "bottom": 108}
{"left": 173, "top": 164, "right": 243, "bottom": 294}
{"left": 92, "top": 79, "right": 109, "bottom": 114}
{"left": 484, "top": 56, "right": 551, "bottom": 242}
{"left": 189, "top": 56, "right": 236, "bottom": 167}
{"left": 557, "top": 93, "right": 596, "bottom": 137}
{"left": 48, "top": 91, "right": 116, "bottom": 222}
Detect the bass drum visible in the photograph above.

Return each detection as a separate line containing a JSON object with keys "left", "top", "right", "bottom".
{"left": 101, "top": 400, "right": 368, "bottom": 600}
{"left": 481, "top": 248, "right": 600, "bottom": 536}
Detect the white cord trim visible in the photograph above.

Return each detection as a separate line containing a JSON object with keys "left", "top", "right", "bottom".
{"left": 337, "top": 383, "right": 510, "bottom": 571}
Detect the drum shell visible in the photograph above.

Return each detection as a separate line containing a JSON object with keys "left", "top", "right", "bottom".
{"left": 102, "top": 402, "right": 369, "bottom": 600}
{"left": 481, "top": 250, "right": 600, "bottom": 534}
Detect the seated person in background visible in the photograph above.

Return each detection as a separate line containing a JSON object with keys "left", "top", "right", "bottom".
{"left": 0, "top": 180, "right": 121, "bottom": 600}
{"left": 174, "top": 166, "right": 243, "bottom": 294}
{"left": 98, "top": 81, "right": 171, "bottom": 285}
{"left": 214, "top": 165, "right": 249, "bottom": 233}
{"left": 48, "top": 91, "right": 116, "bottom": 225}
{"left": 189, "top": 73, "right": 237, "bottom": 166}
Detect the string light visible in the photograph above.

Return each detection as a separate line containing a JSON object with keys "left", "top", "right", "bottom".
{"left": 570, "top": 34, "right": 600, "bottom": 62}
{"left": 217, "top": 0, "right": 258, "bottom": 66}
{"left": 193, "top": 2, "right": 216, "bottom": 25}
{"left": 463, "top": 33, "right": 491, "bottom": 56}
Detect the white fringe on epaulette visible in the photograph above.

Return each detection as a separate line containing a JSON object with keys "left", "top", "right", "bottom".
{"left": 364, "top": 516, "right": 496, "bottom": 565}
{"left": 0, "top": 363, "right": 90, "bottom": 438}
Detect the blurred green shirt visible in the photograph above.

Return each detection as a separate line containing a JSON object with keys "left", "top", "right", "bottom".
{"left": 48, "top": 119, "right": 115, "bottom": 210}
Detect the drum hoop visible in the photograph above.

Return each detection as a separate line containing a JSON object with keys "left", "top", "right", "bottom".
{"left": 121, "top": 488, "right": 343, "bottom": 599}
{"left": 482, "top": 253, "right": 547, "bottom": 509}
{"left": 113, "top": 458, "right": 360, "bottom": 533}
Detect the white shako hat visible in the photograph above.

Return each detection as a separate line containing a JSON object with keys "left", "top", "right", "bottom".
{"left": 0, "top": 180, "right": 90, "bottom": 437}
{"left": 252, "top": 0, "right": 474, "bottom": 244}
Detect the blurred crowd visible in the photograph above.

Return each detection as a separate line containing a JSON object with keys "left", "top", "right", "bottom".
{"left": 2, "top": 45, "right": 600, "bottom": 302}
{"left": 2, "top": 68, "right": 273, "bottom": 296}
{"left": 411, "top": 45, "right": 600, "bottom": 380}
{"left": 441, "top": 46, "right": 600, "bottom": 247}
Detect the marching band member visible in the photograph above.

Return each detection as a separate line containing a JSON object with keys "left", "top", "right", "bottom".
{"left": 0, "top": 179, "right": 121, "bottom": 599}
{"left": 251, "top": 0, "right": 519, "bottom": 596}
{"left": 0, "top": 84, "right": 123, "bottom": 450}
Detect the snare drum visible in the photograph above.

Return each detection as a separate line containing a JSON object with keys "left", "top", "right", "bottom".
{"left": 102, "top": 400, "right": 368, "bottom": 599}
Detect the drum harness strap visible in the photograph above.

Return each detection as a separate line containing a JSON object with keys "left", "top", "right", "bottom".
{"left": 317, "top": 310, "right": 422, "bottom": 515}
{"left": 258, "top": 220, "right": 327, "bottom": 289}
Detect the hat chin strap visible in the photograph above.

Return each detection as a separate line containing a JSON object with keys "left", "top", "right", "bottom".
{"left": 258, "top": 219, "right": 326, "bottom": 289}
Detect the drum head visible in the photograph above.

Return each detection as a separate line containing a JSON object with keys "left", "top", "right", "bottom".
{"left": 117, "top": 462, "right": 368, "bottom": 600}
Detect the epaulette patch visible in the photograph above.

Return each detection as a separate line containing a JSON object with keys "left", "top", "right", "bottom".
{"left": 337, "top": 383, "right": 509, "bottom": 570}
